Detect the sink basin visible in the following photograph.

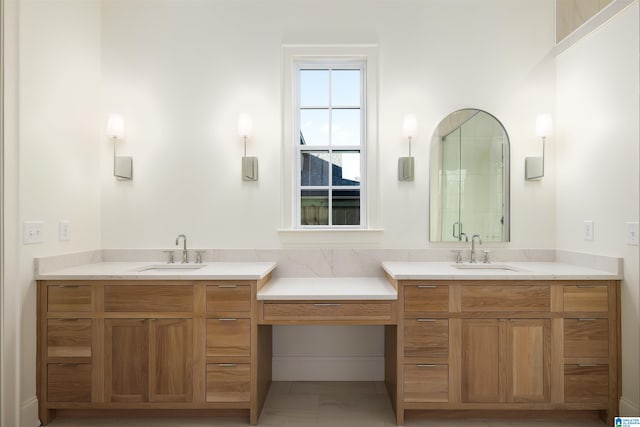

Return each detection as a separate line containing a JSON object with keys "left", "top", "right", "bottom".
{"left": 138, "top": 264, "right": 205, "bottom": 272}
{"left": 452, "top": 264, "right": 520, "bottom": 272}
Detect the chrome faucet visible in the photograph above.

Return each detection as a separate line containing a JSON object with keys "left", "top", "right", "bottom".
{"left": 175, "top": 234, "right": 188, "bottom": 263}
{"left": 470, "top": 234, "right": 482, "bottom": 263}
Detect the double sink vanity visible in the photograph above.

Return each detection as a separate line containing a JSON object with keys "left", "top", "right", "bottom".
{"left": 36, "top": 257, "right": 621, "bottom": 425}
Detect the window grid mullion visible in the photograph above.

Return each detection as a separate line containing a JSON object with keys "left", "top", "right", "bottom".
{"left": 328, "top": 67, "right": 333, "bottom": 226}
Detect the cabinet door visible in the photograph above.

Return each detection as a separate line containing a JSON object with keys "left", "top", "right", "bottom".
{"left": 105, "top": 319, "right": 149, "bottom": 403}
{"left": 149, "top": 318, "right": 193, "bottom": 402}
{"left": 206, "top": 363, "right": 251, "bottom": 402}
{"left": 404, "top": 364, "right": 448, "bottom": 402}
{"left": 207, "top": 319, "right": 250, "bottom": 358}
{"left": 47, "top": 319, "right": 92, "bottom": 358}
{"left": 404, "top": 319, "right": 448, "bottom": 358}
{"left": 505, "top": 319, "right": 550, "bottom": 403}
{"left": 461, "top": 319, "right": 501, "bottom": 403}
{"left": 47, "top": 363, "right": 92, "bottom": 402}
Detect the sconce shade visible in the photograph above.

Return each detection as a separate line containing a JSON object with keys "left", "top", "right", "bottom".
{"left": 535, "top": 113, "right": 552, "bottom": 138}
{"left": 107, "top": 114, "right": 125, "bottom": 139}
{"left": 238, "top": 114, "right": 253, "bottom": 138}
{"left": 402, "top": 114, "right": 417, "bottom": 138}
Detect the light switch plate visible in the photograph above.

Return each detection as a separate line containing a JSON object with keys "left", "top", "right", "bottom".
{"left": 583, "top": 220, "right": 594, "bottom": 241}
{"left": 626, "top": 222, "right": 639, "bottom": 245}
{"left": 23, "top": 221, "right": 44, "bottom": 244}
{"left": 59, "top": 220, "right": 71, "bottom": 241}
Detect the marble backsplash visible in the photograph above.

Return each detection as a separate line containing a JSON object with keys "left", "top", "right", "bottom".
{"left": 37, "top": 248, "right": 566, "bottom": 276}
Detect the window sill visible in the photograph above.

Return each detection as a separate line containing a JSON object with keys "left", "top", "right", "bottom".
{"left": 276, "top": 228, "right": 384, "bottom": 247}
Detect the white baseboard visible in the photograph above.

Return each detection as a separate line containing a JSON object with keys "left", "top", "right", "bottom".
{"left": 619, "top": 396, "right": 640, "bottom": 416}
{"left": 21, "top": 396, "right": 40, "bottom": 427}
{"left": 272, "top": 356, "right": 384, "bottom": 381}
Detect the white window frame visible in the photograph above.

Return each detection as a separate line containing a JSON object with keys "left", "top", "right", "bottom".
{"left": 295, "top": 60, "right": 366, "bottom": 229}
{"left": 281, "top": 45, "right": 380, "bottom": 234}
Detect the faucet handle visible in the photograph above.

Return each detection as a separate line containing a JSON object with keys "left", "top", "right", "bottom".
{"left": 163, "top": 250, "right": 175, "bottom": 264}
{"left": 483, "top": 250, "right": 490, "bottom": 264}
{"left": 452, "top": 249, "right": 463, "bottom": 264}
{"left": 195, "top": 250, "right": 206, "bottom": 264}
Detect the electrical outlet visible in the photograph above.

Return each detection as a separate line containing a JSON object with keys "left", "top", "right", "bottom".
{"left": 23, "top": 221, "right": 44, "bottom": 244}
{"left": 583, "top": 220, "right": 594, "bottom": 241}
{"left": 626, "top": 222, "right": 639, "bottom": 245}
{"left": 59, "top": 221, "right": 71, "bottom": 241}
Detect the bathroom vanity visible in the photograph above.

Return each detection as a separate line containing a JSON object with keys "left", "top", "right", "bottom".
{"left": 382, "top": 261, "right": 620, "bottom": 425}
{"left": 36, "top": 260, "right": 620, "bottom": 426}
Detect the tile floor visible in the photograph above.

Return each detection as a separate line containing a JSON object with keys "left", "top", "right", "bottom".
{"left": 47, "top": 381, "right": 608, "bottom": 427}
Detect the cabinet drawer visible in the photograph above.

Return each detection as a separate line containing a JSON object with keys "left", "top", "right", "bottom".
{"left": 47, "top": 363, "right": 92, "bottom": 402}
{"left": 563, "top": 285, "right": 608, "bottom": 312}
{"left": 404, "top": 319, "right": 448, "bottom": 358}
{"left": 564, "top": 319, "right": 608, "bottom": 358}
{"left": 207, "top": 284, "right": 251, "bottom": 314}
{"left": 104, "top": 285, "right": 193, "bottom": 312}
{"left": 404, "top": 364, "right": 448, "bottom": 402}
{"left": 47, "top": 319, "right": 92, "bottom": 358}
{"left": 207, "top": 319, "right": 250, "bottom": 357}
{"left": 404, "top": 284, "right": 448, "bottom": 314}
{"left": 564, "top": 364, "right": 608, "bottom": 405}
{"left": 47, "top": 284, "right": 92, "bottom": 312}
{"left": 262, "top": 302, "right": 393, "bottom": 322}
{"left": 206, "top": 363, "right": 250, "bottom": 402}
{"left": 461, "top": 285, "right": 550, "bottom": 312}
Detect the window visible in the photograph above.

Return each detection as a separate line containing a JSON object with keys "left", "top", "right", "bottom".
{"left": 281, "top": 45, "right": 379, "bottom": 236}
{"left": 295, "top": 63, "right": 365, "bottom": 228}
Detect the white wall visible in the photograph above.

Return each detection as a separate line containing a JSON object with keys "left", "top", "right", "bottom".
{"left": 98, "top": 0, "right": 555, "bottom": 385}
{"left": 15, "top": 0, "right": 103, "bottom": 425}
{"left": 100, "top": 0, "right": 556, "bottom": 250}
{"left": 556, "top": 1, "right": 640, "bottom": 415}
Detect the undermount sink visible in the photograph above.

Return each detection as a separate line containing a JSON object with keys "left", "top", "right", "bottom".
{"left": 138, "top": 264, "right": 205, "bottom": 272}
{"left": 452, "top": 264, "right": 520, "bottom": 272}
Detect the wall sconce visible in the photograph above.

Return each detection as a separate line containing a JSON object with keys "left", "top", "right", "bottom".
{"left": 106, "top": 113, "right": 132, "bottom": 180}
{"left": 238, "top": 113, "right": 258, "bottom": 181}
{"left": 398, "top": 114, "right": 417, "bottom": 181}
{"left": 526, "top": 113, "right": 552, "bottom": 180}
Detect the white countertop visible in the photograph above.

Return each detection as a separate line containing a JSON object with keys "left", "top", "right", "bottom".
{"left": 382, "top": 261, "right": 622, "bottom": 281}
{"left": 36, "top": 261, "right": 277, "bottom": 281}
{"left": 257, "top": 277, "right": 398, "bottom": 300}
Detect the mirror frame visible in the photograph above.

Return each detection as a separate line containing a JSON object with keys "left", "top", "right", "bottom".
{"left": 429, "top": 108, "right": 511, "bottom": 243}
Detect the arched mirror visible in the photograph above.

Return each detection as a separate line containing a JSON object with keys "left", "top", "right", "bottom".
{"left": 429, "top": 109, "right": 510, "bottom": 242}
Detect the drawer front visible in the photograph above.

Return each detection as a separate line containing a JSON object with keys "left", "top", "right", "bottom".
{"left": 404, "top": 319, "right": 448, "bottom": 358}
{"left": 47, "top": 285, "right": 92, "bottom": 312}
{"left": 564, "top": 319, "right": 608, "bottom": 358}
{"left": 207, "top": 284, "right": 251, "bottom": 314}
{"left": 262, "top": 302, "right": 393, "bottom": 322}
{"left": 47, "top": 319, "right": 92, "bottom": 358}
{"left": 461, "top": 285, "right": 550, "bottom": 312}
{"left": 47, "top": 363, "right": 92, "bottom": 402}
{"left": 404, "top": 364, "right": 448, "bottom": 402}
{"left": 207, "top": 319, "right": 251, "bottom": 357}
{"left": 404, "top": 284, "right": 449, "bottom": 314}
{"left": 564, "top": 364, "right": 608, "bottom": 405}
{"left": 104, "top": 285, "right": 193, "bottom": 312}
{"left": 563, "top": 285, "right": 608, "bottom": 312}
{"left": 206, "top": 363, "right": 250, "bottom": 402}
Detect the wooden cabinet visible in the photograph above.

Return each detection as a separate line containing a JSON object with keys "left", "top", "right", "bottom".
{"left": 105, "top": 319, "right": 149, "bottom": 403}
{"left": 38, "top": 278, "right": 266, "bottom": 426}
{"left": 395, "top": 280, "right": 619, "bottom": 426}
{"left": 461, "top": 318, "right": 550, "bottom": 403}
{"left": 104, "top": 318, "right": 193, "bottom": 403}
